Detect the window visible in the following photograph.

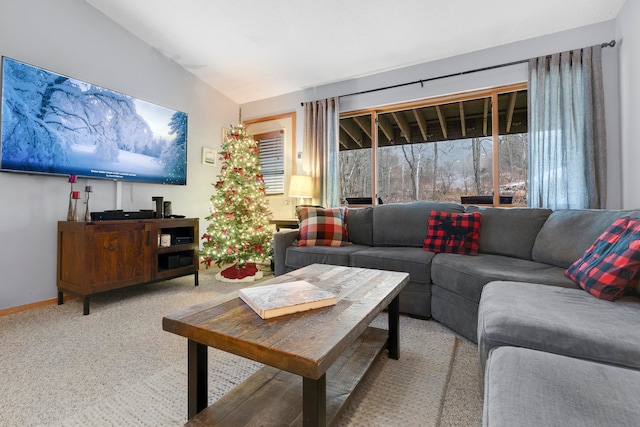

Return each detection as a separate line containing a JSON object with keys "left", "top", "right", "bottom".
{"left": 497, "top": 91, "right": 528, "bottom": 206}
{"left": 339, "top": 84, "right": 528, "bottom": 206}
{"left": 255, "top": 130, "right": 285, "bottom": 195}
{"left": 339, "top": 114, "right": 373, "bottom": 201}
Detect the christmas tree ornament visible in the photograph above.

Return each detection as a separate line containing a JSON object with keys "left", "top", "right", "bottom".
{"left": 201, "top": 124, "right": 273, "bottom": 282}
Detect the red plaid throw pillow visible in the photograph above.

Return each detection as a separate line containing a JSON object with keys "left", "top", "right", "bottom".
{"left": 423, "top": 211, "right": 482, "bottom": 255}
{"left": 565, "top": 216, "right": 640, "bottom": 301}
{"left": 296, "top": 206, "right": 349, "bottom": 246}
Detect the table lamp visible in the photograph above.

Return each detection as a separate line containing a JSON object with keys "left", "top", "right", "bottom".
{"left": 288, "top": 175, "right": 314, "bottom": 209}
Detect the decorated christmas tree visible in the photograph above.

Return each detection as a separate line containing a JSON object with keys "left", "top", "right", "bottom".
{"left": 201, "top": 124, "right": 273, "bottom": 282}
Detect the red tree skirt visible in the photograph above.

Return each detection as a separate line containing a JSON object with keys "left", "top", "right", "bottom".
{"left": 216, "top": 262, "right": 263, "bottom": 283}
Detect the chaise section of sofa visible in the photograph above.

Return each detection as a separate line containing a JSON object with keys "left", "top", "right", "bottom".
{"left": 483, "top": 346, "right": 640, "bottom": 427}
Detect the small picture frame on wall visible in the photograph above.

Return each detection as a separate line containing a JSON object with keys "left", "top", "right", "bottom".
{"left": 201, "top": 147, "right": 216, "bottom": 165}
{"left": 222, "top": 127, "right": 229, "bottom": 143}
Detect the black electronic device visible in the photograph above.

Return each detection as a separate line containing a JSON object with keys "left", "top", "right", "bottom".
{"left": 179, "top": 255, "right": 193, "bottom": 266}
{"left": 90, "top": 210, "right": 154, "bottom": 221}
{"left": 159, "top": 254, "right": 180, "bottom": 269}
{"left": 172, "top": 236, "right": 194, "bottom": 245}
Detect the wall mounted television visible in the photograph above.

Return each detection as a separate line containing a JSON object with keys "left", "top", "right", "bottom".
{"left": 0, "top": 57, "right": 187, "bottom": 185}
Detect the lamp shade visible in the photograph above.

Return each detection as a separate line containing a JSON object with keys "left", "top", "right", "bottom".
{"left": 288, "top": 175, "right": 313, "bottom": 198}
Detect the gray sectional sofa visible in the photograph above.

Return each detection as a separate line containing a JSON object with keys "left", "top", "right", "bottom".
{"left": 273, "top": 201, "right": 640, "bottom": 425}
{"left": 274, "top": 201, "right": 635, "bottom": 342}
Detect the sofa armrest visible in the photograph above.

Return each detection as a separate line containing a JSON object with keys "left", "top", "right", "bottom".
{"left": 273, "top": 229, "right": 299, "bottom": 276}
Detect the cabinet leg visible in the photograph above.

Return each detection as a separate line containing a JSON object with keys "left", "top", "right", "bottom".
{"left": 57, "top": 291, "right": 64, "bottom": 305}
{"left": 83, "top": 297, "right": 90, "bottom": 315}
{"left": 194, "top": 271, "right": 199, "bottom": 287}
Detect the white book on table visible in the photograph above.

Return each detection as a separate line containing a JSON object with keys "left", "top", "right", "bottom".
{"left": 239, "top": 280, "right": 337, "bottom": 319}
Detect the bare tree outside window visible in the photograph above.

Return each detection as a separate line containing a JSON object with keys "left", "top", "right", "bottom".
{"left": 499, "top": 133, "right": 528, "bottom": 205}
{"left": 400, "top": 143, "right": 426, "bottom": 201}
{"left": 340, "top": 149, "right": 371, "bottom": 200}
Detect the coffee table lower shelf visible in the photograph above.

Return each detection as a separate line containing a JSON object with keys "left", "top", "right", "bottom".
{"left": 185, "top": 326, "right": 388, "bottom": 426}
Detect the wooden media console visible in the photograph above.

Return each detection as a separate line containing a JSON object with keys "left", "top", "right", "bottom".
{"left": 57, "top": 218, "right": 199, "bottom": 315}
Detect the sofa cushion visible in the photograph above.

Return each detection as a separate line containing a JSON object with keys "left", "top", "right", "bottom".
{"left": 285, "top": 245, "right": 368, "bottom": 270}
{"left": 465, "top": 206, "right": 551, "bottom": 260}
{"left": 423, "top": 211, "right": 481, "bottom": 255}
{"left": 346, "top": 207, "right": 373, "bottom": 246}
{"left": 483, "top": 346, "right": 640, "bottom": 427}
{"left": 431, "top": 285, "right": 480, "bottom": 342}
{"left": 350, "top": 247, "right": 435, "bottom": 284}
{"left": 373, "top": 202, "right": 464, "bottom": 247}
{"left": 398, "top": 281, "right": 432, "bottom": 318}
{"left": 532, "top": 209, "right": 640, "bottom": 268}
{"left": 566, "top": 216, "right": 640, "bottom": 300}
{"left": 296, "top": 206, "right": 349, "bottom": 246}
{"left": 478, "top": 281, "right": 640, "bottom": 372}
{"left": 432, "top": 253, "right": 576, "bottom": 304}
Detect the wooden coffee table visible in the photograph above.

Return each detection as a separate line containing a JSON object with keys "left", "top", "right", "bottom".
{"left": 162, "top": 263, "right": 409, "bottom": 426}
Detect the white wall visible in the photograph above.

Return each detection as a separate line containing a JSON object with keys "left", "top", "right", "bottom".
{"left": 242, "top": 20, "right": 623, "bottom": 210}
{"left": 617, "top": 0, "right": 640, "bottom": 209}
{"left": 0, "top": 0, "right": 237, "bottom": 310}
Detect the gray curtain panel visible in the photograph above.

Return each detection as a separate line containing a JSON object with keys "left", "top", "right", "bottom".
{"left": 528, "top": 45, "right": 607, "bottom": 209}
{"left": 302, "top": 97, "right": 340, "bottom": 207}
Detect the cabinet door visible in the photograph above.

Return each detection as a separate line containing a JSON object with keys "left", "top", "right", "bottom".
{"left": 86, "top": 222, "right": 152, "bottom": 292}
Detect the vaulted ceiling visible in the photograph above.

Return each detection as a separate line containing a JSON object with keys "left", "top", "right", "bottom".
{"left": 83, "top": 0, "right": 625, "bottom": 104}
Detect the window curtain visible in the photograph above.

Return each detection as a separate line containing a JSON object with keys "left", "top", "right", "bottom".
{"left": 528, "top": 45, "right": 607, "bottom": 209}
{"left": 302, "top": 97, "right": 340, "bottom": 207}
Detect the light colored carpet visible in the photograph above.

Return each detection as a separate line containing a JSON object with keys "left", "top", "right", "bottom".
{"left": 0, "top": 268, "right": 482, "bottom": 426}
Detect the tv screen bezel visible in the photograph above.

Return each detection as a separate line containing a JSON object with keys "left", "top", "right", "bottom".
{"left": 0, "top": 56, "right": 188, "bottom": 185}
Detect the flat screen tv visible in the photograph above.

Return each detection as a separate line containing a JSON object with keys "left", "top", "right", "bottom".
{"left": 0, "top": 57, "right": 187, "bottom": 185}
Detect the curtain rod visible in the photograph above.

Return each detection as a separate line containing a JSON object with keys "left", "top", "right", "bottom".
{"left": 301, "top": 40, "right": 616, "bottom": 103}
